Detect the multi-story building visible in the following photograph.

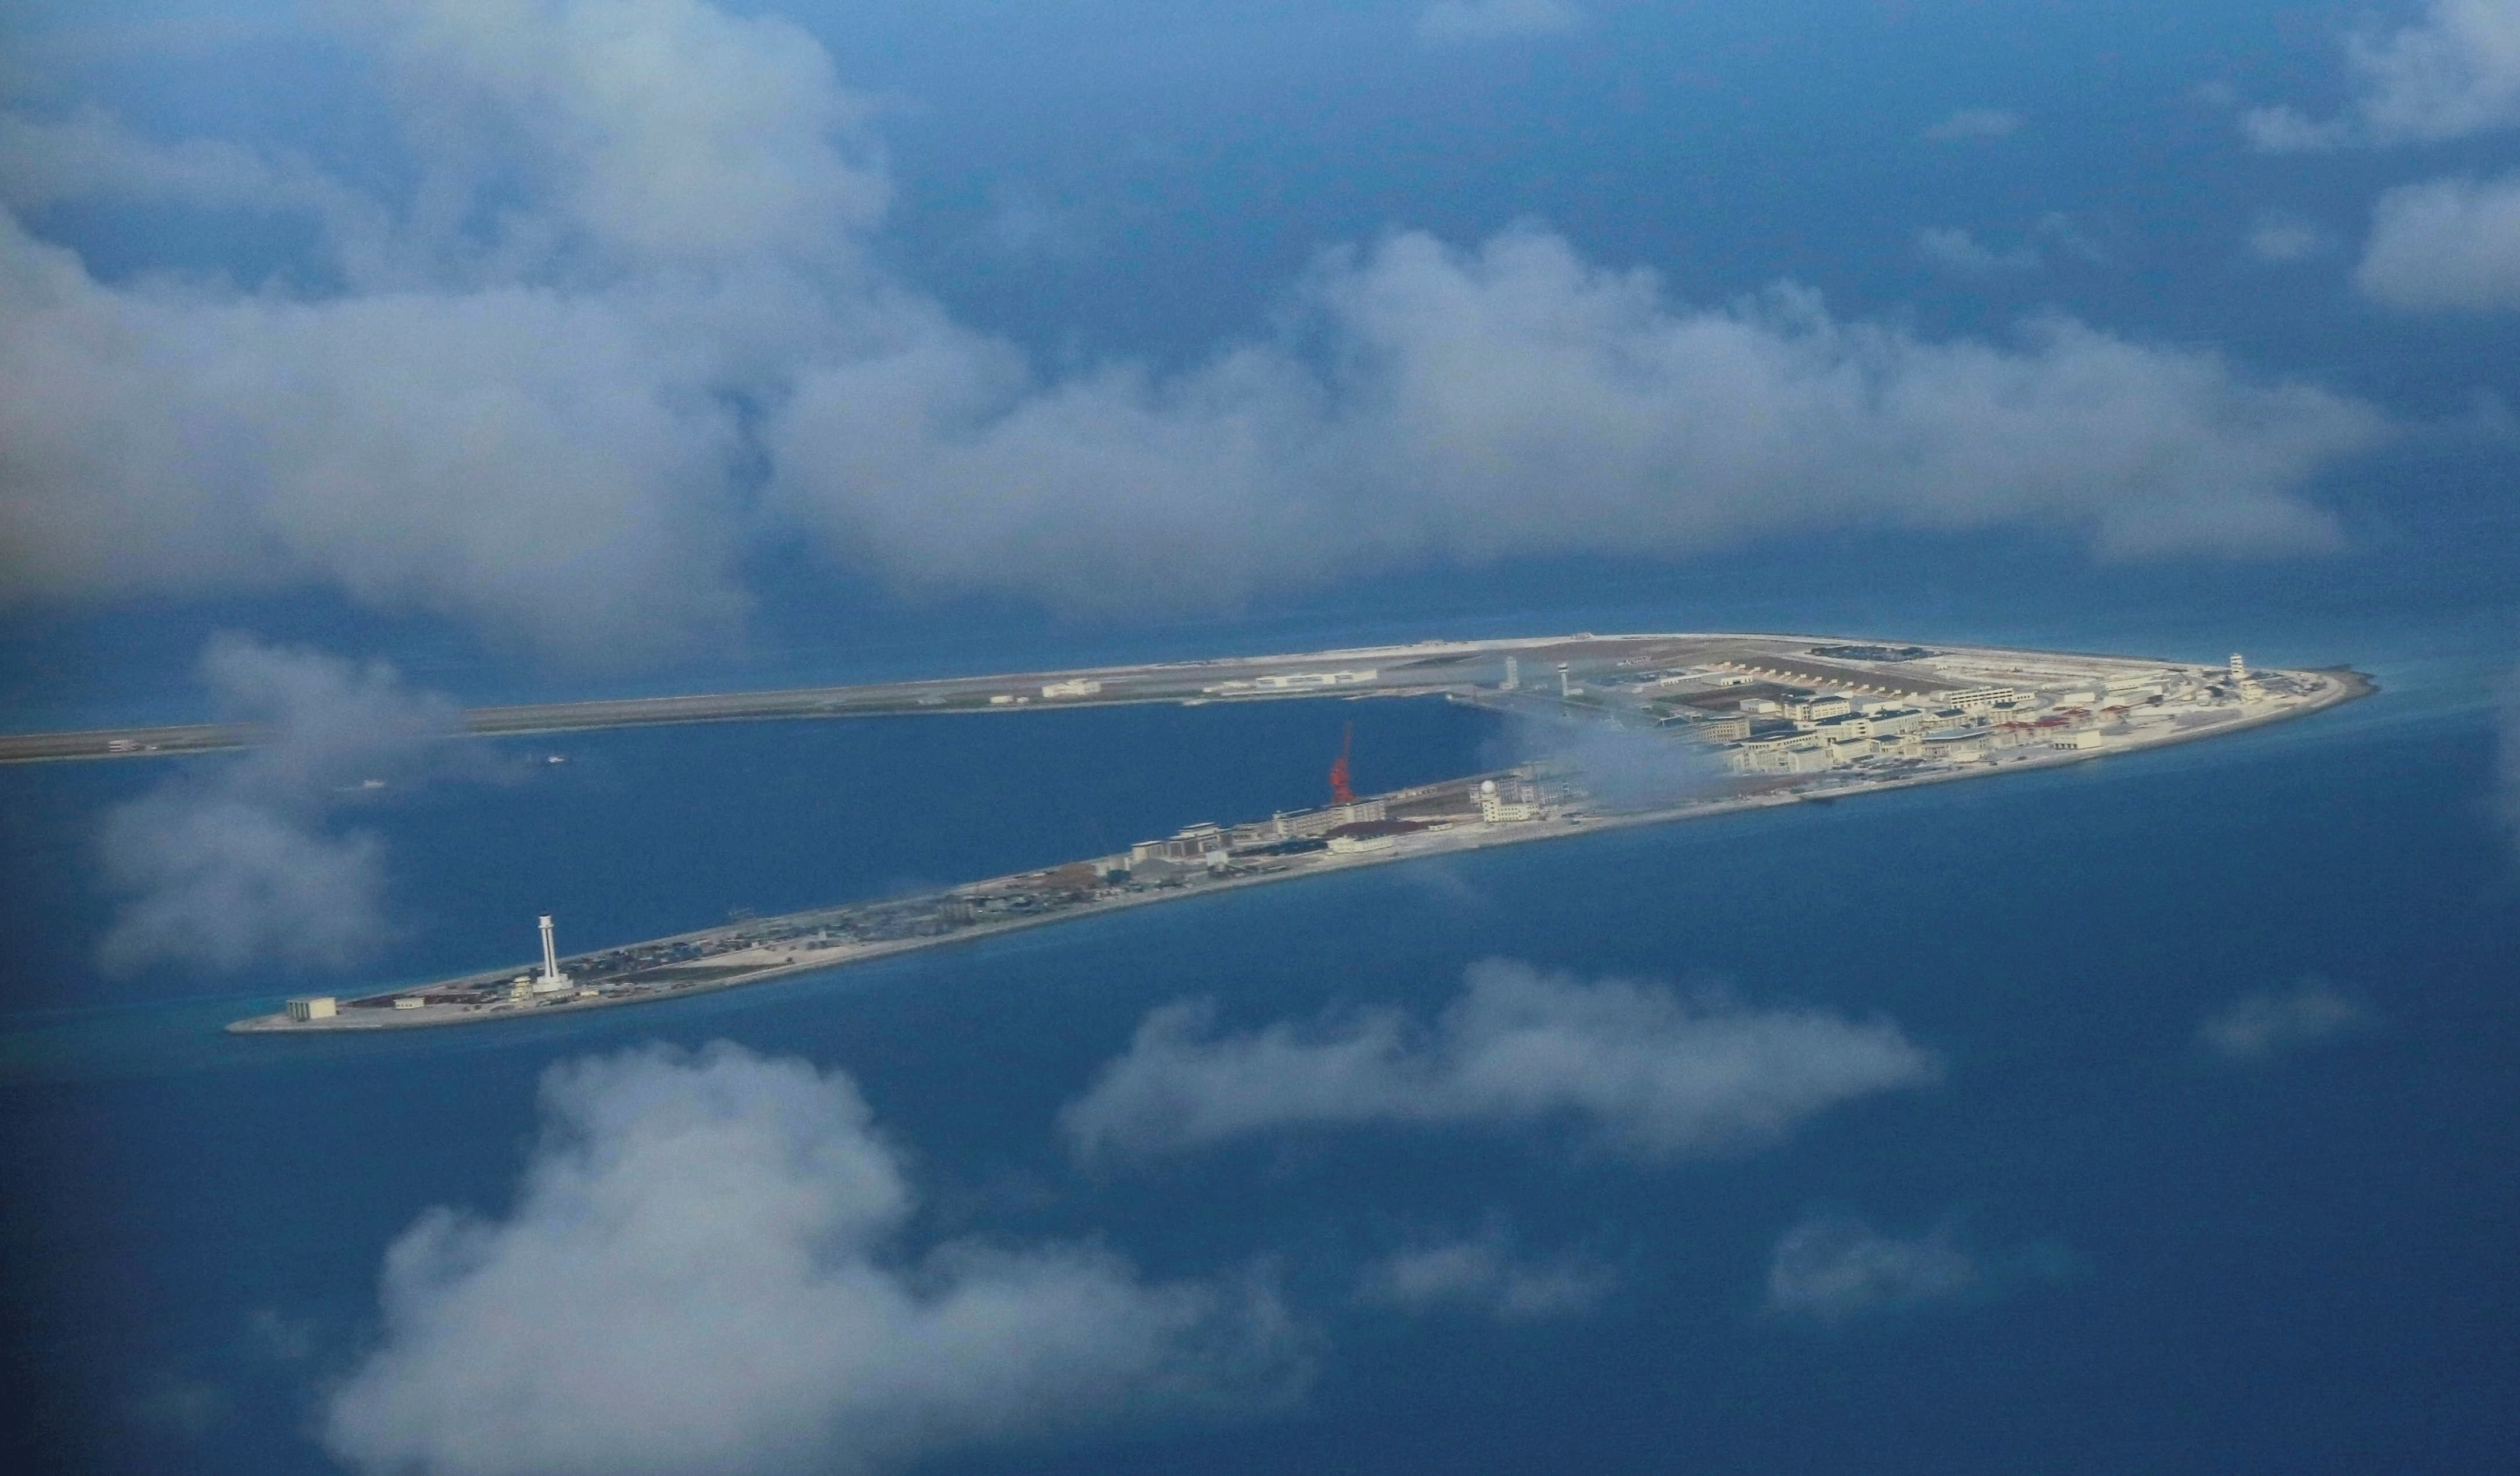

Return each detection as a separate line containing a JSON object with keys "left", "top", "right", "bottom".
{"left": 1943, "top": 685, "right": 2019, "bottom": 712}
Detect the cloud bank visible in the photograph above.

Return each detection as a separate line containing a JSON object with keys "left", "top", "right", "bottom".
{"left": 0, "top": 0, "right": 2389, "bottom": 662}
{"left": 1481, "top": 710, "right": 1729, "bottom": 814}
{"left": 1915, "top": 227, "right": 2040, "bottom": 274}
{"left": 774, "top": 230, "right": 2379, "bottom": 609}
{"left": 1058, "top": 959, "right": 1939, "bottom": 1165}
{"left": 1765, "top": 1213, "right": 1977, "bottom": 1321}
{"left": 95, "top": 634, "right": 458, "bottom": 975}
{"left": 1355, "top": 1223, "right": 1613, "bottom": 1320}
{"left": 2243, "top": 0, "right": 2520, "bottom": 151}
{"left": 325, "top": 1043, "right": 1303, "bottom": 1476}
{"left": 2195, "top": 977, "right": 2371, "bottom": 1062}
{"left": 2357, "top": 173, "right": 2520, "bottom": 310}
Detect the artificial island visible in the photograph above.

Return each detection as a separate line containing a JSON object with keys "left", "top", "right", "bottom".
{"left": 21, "top": 629, "right": 2350, "bottom": 1033}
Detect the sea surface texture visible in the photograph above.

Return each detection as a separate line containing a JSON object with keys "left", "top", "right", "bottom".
{"left": 3, "top": 653, "right": 2514, "bottom": 1475}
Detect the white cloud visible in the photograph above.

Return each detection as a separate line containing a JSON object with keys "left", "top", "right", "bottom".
{"left": 2248, "top": 213, "right": 2330, "bottom": 263}
{"left": 0, "top": 0, "right": 2392, "bottom": 662}
{"left": 324, "top": 1042, "right": 1305, "bottom": 1476}
{"left": 98, "top": 795, "right": 389, "bottom": 976}
{"left": 1916, "top": 215, "right": 2106, "bottom": 275}
{"left": 0, "top": 211, "right": 770, "bottom": 660}
{"left": 1356, "top": 1224, "right": 1613, "bottom": 1320}
{"left": 2196, "top": 977, "right": 2372, "bottom": 1061}
{"left": 0, "top": 0, "right": 878, "bottom": 662}
{"left": 1058, "top": 959, "right": 1940, "bottom": 1166}
{"left": 1922, "top": 108, "right": 2023, "bottom": 142}
{"left": 95, "top": 634, "right": 460, "bottom": 976}
{"left": 1765, "top": 1213, "right": 1976, "bottom": 1321}
{"left": 2246, "top": 0, "right": 2520, "bottom": 151}
{"left": 1915, "top": 227, "right": 2040, "bottom": 274}
{"left": 2356, "top": 173, "right": 2520, "bottom": 310}
{"left": 1490, "top": 712, "right": 1729, "bottom": 812}
{"left": 775, "top": 228, "right": 2381, "bottom": 607}
{"left": 2239, "top": 105, "right": 2352, "bottom": 153}
{"left": 0, "top": 105, "right": 372, "bottom": 229}
{"left": 337, "top": 0, "right": 888, "bottom": 279}
{"left": 1416, "top": 0, "right": 1582, "bottom": 45}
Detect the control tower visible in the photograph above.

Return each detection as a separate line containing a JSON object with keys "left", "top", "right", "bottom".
{"left": 531, "top": 913, "right": 572, "bottom": 994}
{"left": 2228, "top": 653, "right": 2263, "bottom": 700}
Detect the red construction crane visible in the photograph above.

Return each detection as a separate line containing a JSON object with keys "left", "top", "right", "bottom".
{"left": 1329, "top": 722, "right": 1355, "bottom": 805}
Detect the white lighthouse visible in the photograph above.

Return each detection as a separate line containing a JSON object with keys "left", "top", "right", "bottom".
{"left": 532, "top": 913, "right": 572, "bottom": 994}
{"left": 2228, "top": 653, "right": 2248, "bottom": 685}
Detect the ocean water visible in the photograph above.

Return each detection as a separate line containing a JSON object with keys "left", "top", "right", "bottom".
{"left": 4, "top": 646, "right": 2517, "bottom": 1474}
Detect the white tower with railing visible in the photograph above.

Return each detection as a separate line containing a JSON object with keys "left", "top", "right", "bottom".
{"left": 532, "top": 913, "right": 572, "bottom": 994}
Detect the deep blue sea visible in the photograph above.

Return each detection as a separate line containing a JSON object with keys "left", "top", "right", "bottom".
{"left": 4, "top": 632, "right": 2516, "bottom": 1475}
{"left": 8, "top": 1, "right": 2520, "bottom": 1467}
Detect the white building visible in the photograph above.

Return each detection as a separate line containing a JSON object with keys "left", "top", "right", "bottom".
{"left": 1478, "top": 778, "right": 1535, "bottom": 823}
{"left": 1252, "top": 669, "right": 1377, "bottom": 691}
{"left": 1042, "top": 678, "right": 1103, "bottom": 698}
{"left": 1327, "top": 833, "right": 1397, "bottom": 854}
{"left": 1726, "top": 739, "right": 1833, "bottom": 775}
{"left": 1923, "top": 733, "right": 1987, "bottom": 763}
{"left": 1133, "top": 823, "right": 1233, "bottom": 864}
{"left": 1943, "top": 685, "right": 2019, "bottom": 712}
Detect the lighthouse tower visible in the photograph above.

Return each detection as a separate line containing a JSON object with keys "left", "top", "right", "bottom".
{"left": 2228, "top": 653, "right": 2248, "bottom": 685}
{"left": 532, "top": 913, "right": 572, "bottom": 994}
